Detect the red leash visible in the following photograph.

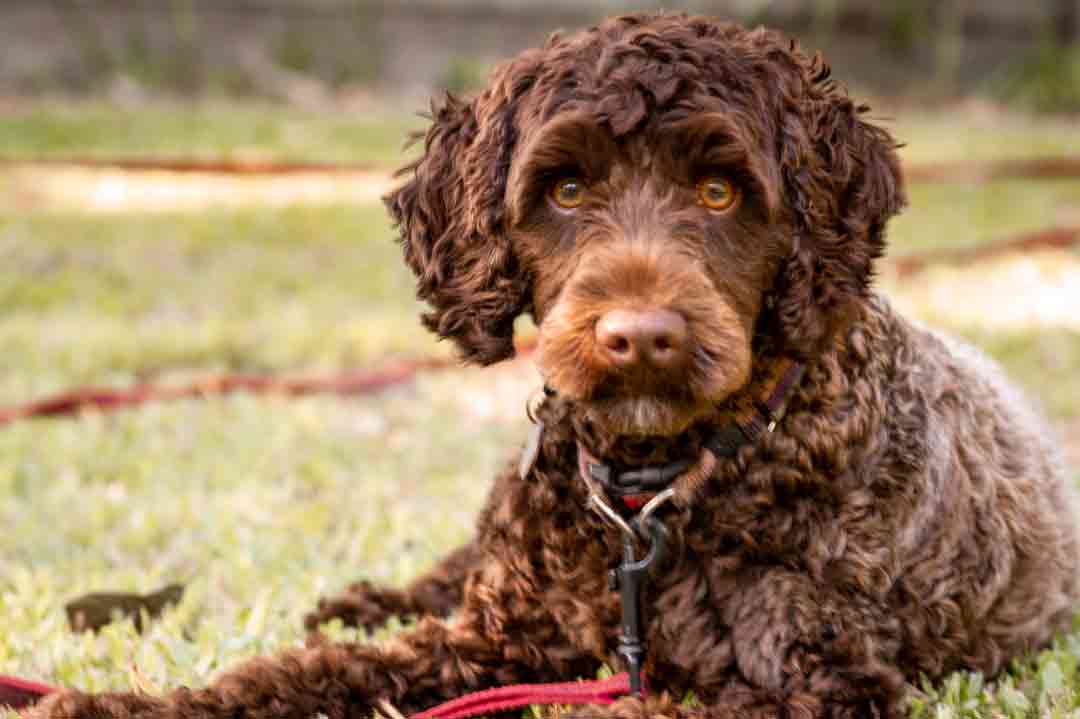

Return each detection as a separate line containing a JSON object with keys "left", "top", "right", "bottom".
{"left": 0, "top": 675, "right": 55, "bottom": 711}
{"left": 411, "top": 672, "right": 638, "bottom": 719}
{"left": 0, "top": 673, "right": 637, "bottom": 718}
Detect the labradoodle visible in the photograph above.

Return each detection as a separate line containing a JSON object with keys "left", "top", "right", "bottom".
{"left": 29, "top": 11, "right": 1080, "bottom": 719}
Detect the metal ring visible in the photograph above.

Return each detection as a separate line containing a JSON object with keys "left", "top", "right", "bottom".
{"left": 525, "top": 386, "right": 547, "bottom": 424}
{"left": 578, "top": 449, "right": 636, "bottom": 538}
{"left": 587, "top": 493, "right": 637, "bottom": 539}
{"left": 635, "top": 488, "right": 676, "bottom": 537}
{"left": 577, "top": 442, "right": 673, "bottom": 542}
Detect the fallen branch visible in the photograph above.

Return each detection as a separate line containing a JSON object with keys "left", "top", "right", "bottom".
{"left": 904, "top": 157, "right": 1080, "bottom": 184}
{"left": 1, "top": 155, "right": 1079, "bottom": 183}
{"left": 0, "top": 359, "right": 446, "bottom": 427}
{"left": 2, "top": 224, "right": 1079, "bottom": 428}
{"left": 891, "top": 225, "right": 1080, "bottom": 277}
{"left": 0, "top": 338, "right": 538, "bottom": 428}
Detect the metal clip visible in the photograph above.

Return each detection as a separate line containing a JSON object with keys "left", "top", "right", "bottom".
{"left": 611, "top": 515, "right": 668, "bottom": 698}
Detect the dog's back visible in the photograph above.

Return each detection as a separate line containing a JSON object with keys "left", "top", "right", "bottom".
{"left": 866, "top": 296, "right": 1079, "bottom": 677}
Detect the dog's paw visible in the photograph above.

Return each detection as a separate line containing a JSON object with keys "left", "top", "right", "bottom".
{"left": 733, "top": 619, "right": 795, "bottom": 691}
{"left": 730, "top": 572, "right": 826, "bottom": 692}
{"left": 23, "top": 689, "right": 167, "bottom": 719}
{"left": 560, "top": 695, "right": 682, "bottom": 719}
{"left": 21, "top": 690, "right": 90, "bottom": 719}
{"left": 561, "top": 697, "right": 640, "bottom": 719}
{"left": 304, "top": 580, "right": 412, "bottom": 632}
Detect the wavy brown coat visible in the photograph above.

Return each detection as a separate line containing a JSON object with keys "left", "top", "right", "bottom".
{"left": 27, "top": 12, "right": 1080, "bottom": 719}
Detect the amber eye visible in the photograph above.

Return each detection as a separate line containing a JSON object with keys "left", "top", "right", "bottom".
{"left": 697, "top": 176, "right": 739, "bottom": 212}
{"left": 550, "top": 177, "right": 586, "bottom": 209}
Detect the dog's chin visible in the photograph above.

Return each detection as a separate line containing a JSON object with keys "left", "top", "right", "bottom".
{"left": 578, "top": 394, "right": 712, "bottom": 438}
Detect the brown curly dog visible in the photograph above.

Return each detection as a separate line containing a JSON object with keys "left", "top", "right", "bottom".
{"left": 29, "top": 11, "right": 1080, "bottom": 719}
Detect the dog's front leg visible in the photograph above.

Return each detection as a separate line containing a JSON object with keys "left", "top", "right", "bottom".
{"left": 26, "top": 559, "right": 592, "bottom": 719}
{"left": 566, "top": 569, "right": 907, "bottom": 719}
{"left": 304, "top": 542, "right": 481, "bottom": 632}
{"left": 724, "top": 569, "right": 904, "bottom": 698}
{"left": 563, "top": 653, "right": 906, "bottom": 719}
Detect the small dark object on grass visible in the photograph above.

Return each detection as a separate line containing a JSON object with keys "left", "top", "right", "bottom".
{"left": 65, "top": 584, "right": 184, "bottom": 633}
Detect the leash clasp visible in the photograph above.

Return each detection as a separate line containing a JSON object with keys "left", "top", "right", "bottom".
{"left": 609, "top": 515, "right": 668, "bottom": 698}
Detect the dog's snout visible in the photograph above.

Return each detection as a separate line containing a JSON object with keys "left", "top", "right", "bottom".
{"left": 595, "top": 308, "right": 688, "bottom": 370}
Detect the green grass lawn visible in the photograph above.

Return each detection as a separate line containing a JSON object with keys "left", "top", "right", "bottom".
{"left": 0, "top": 374, "right": 527, "bottom": 695}
{"left": 3, "top": 105, "right": 1080, "bottom": 719}
{"left": 0, "top": 102, "right": 424, "bottom": 167}
{"left": 891, "top": 108, "right": 1080, "bottom": 166}
{"left": 2, "top": 101, "right": 1080, "bottom": 169}
{"left": 0, "top": 204, "right": 442, "bottom": 403}
{"left": 890, "top": 179, "right": 1080, "bottom": 254}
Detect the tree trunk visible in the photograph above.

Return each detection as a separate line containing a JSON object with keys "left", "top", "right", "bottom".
{"left": 1058, "top": 0, "right": 1079, "bottom": 46}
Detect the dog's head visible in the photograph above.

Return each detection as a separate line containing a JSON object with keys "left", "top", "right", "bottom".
{"left": 387, "top": 12, "right": 905, "bottom": 437}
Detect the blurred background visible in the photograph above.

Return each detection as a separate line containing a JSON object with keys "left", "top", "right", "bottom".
{"left": 2, "top": 2, "right": 1080, "bottom": 715}
{"left": 2, "top": 0, "right": 1080, "bottom": 106}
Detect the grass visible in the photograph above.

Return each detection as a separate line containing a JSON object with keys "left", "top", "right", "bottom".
{"left": 2, "top": 100, "right": 1080, "bottom": 170}
{"left": 0, "top": 372, "right": 527, "bottom": 696}
{"left": 0, "top": 102, "right": 424, "bottom": 167}
{"left": 890, "top": 180, "right": 1080, "bottom": 253}
{"left": 3, "top": 104, "right": 1080, "bottom": 719}
{"left": 907, "top": 646, "right": 1080, "bottom": 718}
{"left": 0, "top": 204, "right": 442, "bottom": 404}
{"left": 890, "top": 109, "right": 1080, "bottom": 166}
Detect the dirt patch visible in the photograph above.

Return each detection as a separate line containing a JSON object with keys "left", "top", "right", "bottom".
{"left": 1, "top": 163, "right": 396, "bottom": 212}
{"left": 430, "top": 357, "right": 543, "bottom": 425}
{"left": 891, "top": 226, "right": 1080, "bottom": 278}
{"left": 904, "top": 157, "right": 1080, "bottom": 184}
{"left": 881, "top": 249, "right": 1080, "bottom": 331}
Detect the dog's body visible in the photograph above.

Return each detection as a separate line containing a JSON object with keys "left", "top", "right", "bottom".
{"left": 29, "top": 12, "right": 1079, "bottom": 719}
{"left": 317, "top": 296, "right": 1080, "bottom": 719}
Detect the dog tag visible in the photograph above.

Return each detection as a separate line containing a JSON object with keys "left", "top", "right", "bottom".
{"left": 519, "top": 422, "right": 544, "bottom": 480}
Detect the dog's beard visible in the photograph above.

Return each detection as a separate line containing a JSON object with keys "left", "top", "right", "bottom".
{"left": 578, "top": 393, "right": 713, "bottom": 437}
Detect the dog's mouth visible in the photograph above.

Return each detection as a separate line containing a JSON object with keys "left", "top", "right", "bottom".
{"left": 543, "top": 356, "right": 806, "bottom": 479}
{"left": 546, "top": 390, "right": 719, "bottom": 473}
{"left": 536, "top": 318, "right": 751, "bottom": 437}
{"left": 574, "top": 380, "right": 714, "bottom": 437}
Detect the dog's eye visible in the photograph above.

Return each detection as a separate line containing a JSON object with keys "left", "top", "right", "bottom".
{"left": 697, "top": 176, "right": 739, "bottom": 212}
{"left": 550, "top": 178, "right": 586, "bottom": 209}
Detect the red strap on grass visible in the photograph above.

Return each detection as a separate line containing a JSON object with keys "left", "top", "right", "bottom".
{"left": 0, "top": 674, "right": 55, "bottom": 711}
{"left": 0, "top": 671, "right": 637, "bottom": 719}
{"left": 412, "top": 672, "right": 637, "bottom": 719}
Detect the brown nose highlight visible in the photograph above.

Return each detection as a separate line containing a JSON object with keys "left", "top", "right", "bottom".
{"left": 595, "top": 308, "right": 688, "bottom": 370}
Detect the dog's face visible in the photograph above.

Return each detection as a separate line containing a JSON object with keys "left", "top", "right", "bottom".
{"left": 507, "top": 113, "right": 785, "bottom": 435}
{"left": 387, "top": 12, "right": 905, "bottom": 437}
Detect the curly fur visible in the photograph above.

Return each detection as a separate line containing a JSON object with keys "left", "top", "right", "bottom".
{"left": 26, "top": 12, "right": 1079, "bottom": 719}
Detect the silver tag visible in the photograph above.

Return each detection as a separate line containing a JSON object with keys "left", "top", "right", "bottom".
{"left": 518, "top": 422, "right": 544, "bottom": 480}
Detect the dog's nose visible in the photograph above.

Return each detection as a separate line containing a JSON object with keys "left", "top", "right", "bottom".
{"left": 595, "top": 309, "right": 688, "bottom": 370}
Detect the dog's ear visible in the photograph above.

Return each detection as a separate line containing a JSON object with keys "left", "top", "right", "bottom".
{"left": 385, "top": 92, "right": 527, "bottom": 365}
{"left": 771, "top": 59, "right": 906, "bottom": 357}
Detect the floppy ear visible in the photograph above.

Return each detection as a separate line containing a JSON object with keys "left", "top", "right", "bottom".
{"left": 385, "top": 91, "right": 528, "bottom": 365}
{"left": 771, "top": 60, "right": 906, "bottom": 358}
